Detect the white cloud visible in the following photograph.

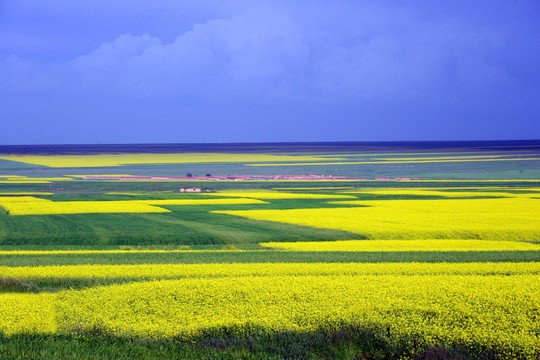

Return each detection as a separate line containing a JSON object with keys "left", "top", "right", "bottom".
{"left": 2, "top": 1, "right": 532, "bottom": 106}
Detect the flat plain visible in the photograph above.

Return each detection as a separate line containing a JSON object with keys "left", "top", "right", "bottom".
{"left": 0, "top": 141, "right": 539, "bottom": 359}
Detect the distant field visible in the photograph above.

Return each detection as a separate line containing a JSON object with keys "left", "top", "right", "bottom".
{"left": 1, "top": 142, "right": 539, "bottom": 359}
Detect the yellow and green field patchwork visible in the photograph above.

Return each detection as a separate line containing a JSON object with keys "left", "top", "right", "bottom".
{"left": 260, "top": 239, "right": 540, "bottom": 252}
{"left": 214, "top": 197, "right": 540, "bottom": 240}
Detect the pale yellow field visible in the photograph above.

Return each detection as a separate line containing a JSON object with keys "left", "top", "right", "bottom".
{"left": 0, "top": 192, "right": 53, "bottom": 196}
{"left": 260, "top": 240, "right": 540, "bottom": 252}
{"left": 372, "top": 155, "right": 511, "bottom": 160}
{"left": 0, "top": 153, "right": 342, "bottom": 168}
{"left": 272, "top": 187, "right": 355, "bottom": 190}
{"left": 67, "top": 174, "right": 139, "bottom": 178}
{"left": 341, "top": 188, "right": 537, "bottom": 198}
{"left": 245, "top": 158, "right": 540, "bottom": 166}
{"left": 0, "top": 180, "right": 52, "bottom": 184}
{"left": 0, "top": 175, "right": 73, "bottom": 182}
{"left": 0, "top": 196, "right": 267, "bottom": 215}
{"left": 214, "top": 197, "right": 540, "bottom": 240}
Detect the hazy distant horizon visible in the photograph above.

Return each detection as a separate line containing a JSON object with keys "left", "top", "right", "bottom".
{"left": 1, "top": 139, "right": 539, "bottom": 155}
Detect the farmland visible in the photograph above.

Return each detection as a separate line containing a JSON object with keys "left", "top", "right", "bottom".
{"left": 0, "top": 141, "right": 539, "bottom": 359}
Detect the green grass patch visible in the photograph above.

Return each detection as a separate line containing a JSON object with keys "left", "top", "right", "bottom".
{"left": 0, "top": 250, "right": 538, "bottom": 267}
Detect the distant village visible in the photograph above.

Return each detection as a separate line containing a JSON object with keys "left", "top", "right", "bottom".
{"left": 79, "top": 174, "right": 422, "bottom": 182}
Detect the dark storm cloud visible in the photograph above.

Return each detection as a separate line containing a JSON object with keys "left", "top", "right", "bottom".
{"left": 1, "top": 1, "right": 539, "bottom": 144}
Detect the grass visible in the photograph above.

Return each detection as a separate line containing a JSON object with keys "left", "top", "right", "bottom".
{"left": 0, "top": 250, "right": 538, "bottom": 267}
{"left": 0, "top": 203, "right": 359, "bottom": 246}
{"left": 0, "top": 327, "right": 499, "bottom": 360}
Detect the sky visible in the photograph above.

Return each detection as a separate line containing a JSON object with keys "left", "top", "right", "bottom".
{"left": 1, "top": 0, "right": 539, "bottom": 145}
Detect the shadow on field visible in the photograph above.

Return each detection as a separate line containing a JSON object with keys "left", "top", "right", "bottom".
{"left": 0, "top": 325, "right": 501, "bottom": 360}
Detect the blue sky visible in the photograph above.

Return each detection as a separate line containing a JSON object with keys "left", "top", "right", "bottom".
{"left": 1, "top": 1, "right": 539, "bottom": 144}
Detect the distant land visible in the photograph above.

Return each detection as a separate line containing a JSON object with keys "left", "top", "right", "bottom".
{"left": 1, "top": 139, "right": 539, "bottom": 155}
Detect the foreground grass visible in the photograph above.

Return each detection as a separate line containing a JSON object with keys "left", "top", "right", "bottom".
{"left": 0, "top": 328, "right": 501, "bottom": 360}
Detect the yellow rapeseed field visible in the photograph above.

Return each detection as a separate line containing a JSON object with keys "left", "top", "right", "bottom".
{"left": 0, "top": 192, "right": 53, "bottom": 196}
{"left": 53, "top": 274, "right": 539, "bottom": 358}
{"left": 272, "top": 187, "right": 355, "bottom": 190}
{"left": 2, "top": 262, "right": 539, "bottom": 280}
{"left": 0, "top": 153, "right": 342, "bottom": 168}
{"left": 214, "top": 197, "right": 540, "bottom": 240}
{"left": 0, "top": 197, "right": 169, "bottom": 215}
{"left": 0, "top": 175, "right": 73, "bottom": 182}
{"left": 342, "top": 189, "right": 528, "bottom": 198}
{"left": 245, "top": 158, "right": 540, "bottom": 166}
{"left": 0, "top": 180, "right": 52, "bottom": 184}
{"left": 0, "top": 196, "right": 267, "bottom": 215}
{"left": 0, "top": 293, "right": 57, "bottom": 334}
{"left": 1, "top": 262, "right": 538, "bottom": 358}
{"left": 371, "top": 155, "right": 510, "bottom": 160}
{"left": 259, "top": 239, "right": 540, "bottom": 251}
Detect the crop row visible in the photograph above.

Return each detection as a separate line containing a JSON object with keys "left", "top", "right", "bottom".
{"left": 259, "top": 239, "right": 540, "bottom": 251}
{"left": 0, "top": 196, "right": 267, "bottom": 215}
{"left": 1, "top": 262, "right": 539, "bottom": 281}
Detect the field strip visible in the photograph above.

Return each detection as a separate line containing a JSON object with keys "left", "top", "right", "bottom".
{"left": 259, "top": 240, "right": 540, "bottom": 252}
{"left": 272, "top": 187, "right": 355, "bottom": 190}
{"left": 200, "top": 190, "right": 357, "bottom": 199}
{"left": 245, "top": 158, "right": 540, "bottom": 166}
{"left": 0, "top": 153, "right": 346, "bottom": 168}
{"left": 0, "top": 249, "right": 248, "bottom": 255}
{"left": 2, "top": 262, "right": 540, "bottom": 280}
{"left": 371, "top": 155, "right": 524, "bottom": 160}
{"left": 0, "top": 180, "right": 52, "bottom": 184}
{"left": 340, "top": 189, "right": 534, "bottom": 198}
{"left": 0, "top": 192, "right": 54, "bottom": 196}
{"left": 0, "top": 196, "right": 268, "bottom": 215}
